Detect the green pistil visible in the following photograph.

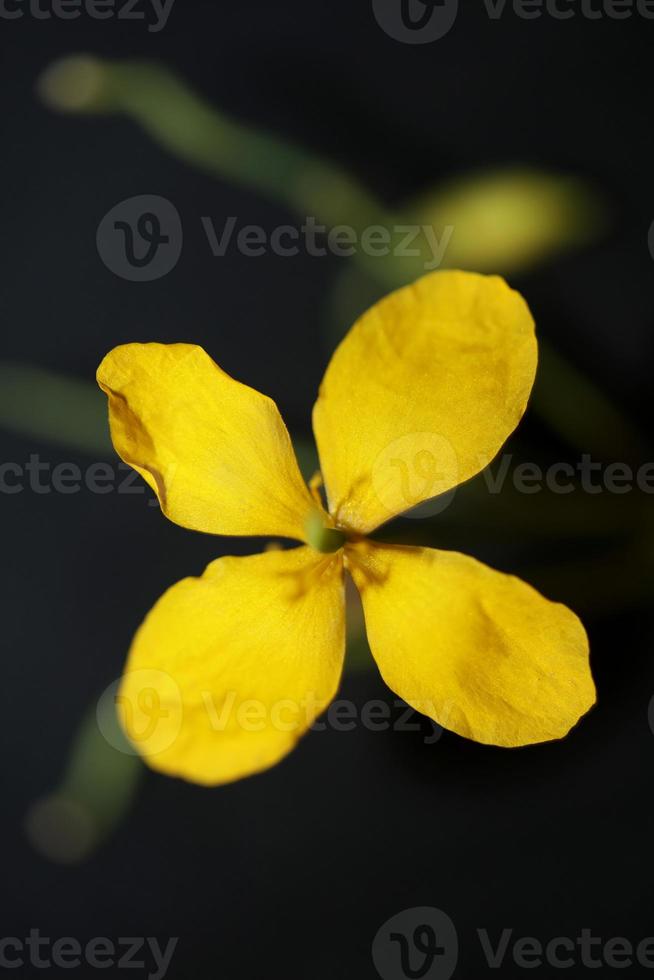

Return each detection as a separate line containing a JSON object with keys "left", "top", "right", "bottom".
{"left": 305, "top": 512, "right": 346, "bottom": 554}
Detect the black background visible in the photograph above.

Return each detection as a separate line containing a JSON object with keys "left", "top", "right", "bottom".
{"left": 1, "top": 2, "right": 653, "bottom": 978}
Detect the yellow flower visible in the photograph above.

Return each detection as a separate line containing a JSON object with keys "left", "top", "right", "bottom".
{"left": 98, "top": 270, "right": 595, "bottom": 785}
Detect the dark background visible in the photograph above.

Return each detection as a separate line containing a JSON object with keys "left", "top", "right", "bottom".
{"left": 1, "top": 2, "right": 653, "bottom": 977}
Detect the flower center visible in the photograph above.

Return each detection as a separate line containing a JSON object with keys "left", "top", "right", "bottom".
{"left": 305, "top": 512, "right": 346, "bottom": 554}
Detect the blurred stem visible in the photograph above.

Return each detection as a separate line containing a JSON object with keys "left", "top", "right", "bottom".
{"left": 25, "top": 708, "right": 142, "bottom": 863}
{"left": 41, "top": 58, "right": 385, "bottom": 234}
{"left": 38, "top": 56, "right": 435, "bottom": 286}
{"left": 59, "top": 709, "right": 142, "bottom": 832}
{"left": 38, "top": 55, "right": 648, "bottom": 459}
{"left": 0, "top": 362, "right": 111, "bottom": 454}
{"left": 533, "top": 345, "right": 650, "bottom": 462}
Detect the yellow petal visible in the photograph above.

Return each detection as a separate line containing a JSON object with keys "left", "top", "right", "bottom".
{"left": 313, "top": 270, "right": 537, "bottom": 533}
{"left": 347, "top": 541, "right": 595, "bottom": 747}
{"left": 98, "top": 343, "right": 319, "bottom": 540}
{"left": 117, "top": 546, "right": 345, "bottom": 785}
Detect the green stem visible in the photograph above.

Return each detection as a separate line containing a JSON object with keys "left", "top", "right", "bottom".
{"left": 25, "top": 708, "right": 142, "bottom": 863}
{"left": 41, "top": 57, "right": 385, "bottom": 233}
{"left": 38, "top": 55, "right": 649, "bottom": 459}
